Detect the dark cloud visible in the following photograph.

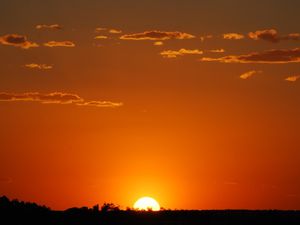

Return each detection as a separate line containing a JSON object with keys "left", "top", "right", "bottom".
{"left": 120, "top": 30, "right": 195, "bottom": 40}
{"left": 200, "top": 48, "right": 300, "bottom": 64}
{"left": 0, "top": 92, "right": 123, "bottom": 108}
{"left": 0, "top": 34, "right": 38, "bottom": 49}
{"left": 248, "top": 29, "right": 300, "bottom": 43}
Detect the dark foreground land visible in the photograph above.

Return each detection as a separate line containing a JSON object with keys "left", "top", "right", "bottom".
{"left": 1, "top": 196, "right": 300, "bottom": 225}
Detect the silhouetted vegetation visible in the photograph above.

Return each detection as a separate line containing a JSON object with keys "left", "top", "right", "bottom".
{"left": 1, "top": 196, "right": 300, "bottom": 225}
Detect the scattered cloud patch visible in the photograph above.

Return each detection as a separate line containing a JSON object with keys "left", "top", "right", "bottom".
{"left": 239, "top": 70, "right": 262, "bottom": 79}
{"left": 209, "top": 49, "right": 225, "bottom": 53}
{"left": 0, "top": 92, "right": 123, "bottom": 108}
{"left": 248, "top": 29, "right": 300, "bottom": 43}
{"left": 285, "top": 75, "right": 300, "bottom": 82}
{"left": 248, "top": 29, "right": 279, "bottom": 43}
{"left": 44, "top": 41, "right": 75, "bottom": 47}
{"left": 200, "top": 34, "right": 213, "bottom": 42}
{"left": 223, "top": 33, "right": 245, "bottom": 40}
{"left": 94, "top": 35, "right": 108, "bottom": 39}
{"left": 154, "top": 41, "right": 163, "bottom": 46}
{"left": 109, "top": 29, "right": 122, "bottom": 34}
{"left": 200, "top": 48, "right": 300, "bottom": 64}
{"left": 0, "top": 34, "right": 38, "bottom": 49}
{"left": 36, "top": 24, "right": 62, "bottom": 30}
{"left": 120, "top": 30, "right": 195, "bottom": 40}
{"left": 95, "top": 27, "right": 107, "bottom": 32}
{"left": 160, "top": 48, "right": 203, "bottom": 58}
{"left": 25, "top": 63, "right": 53, "bottom": 70}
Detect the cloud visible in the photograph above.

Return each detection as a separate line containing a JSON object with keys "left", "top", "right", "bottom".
{"left": 209, "top": 49, "right": 225, "bottom": 53}
{"left": 95, "top": 27, "right": 122, "bottom": 34}
{"left": 94, "top": 35, "right": 108, "bottom": 39}
{"left": 0, "top": 34, "right": 38, "bottom": 49}
{"left": 223, "top": 33, "right": 245, "bottom": 40}
{"left": 248, "top": 29, "right": 300, "bottom": 43}
{"left": 109, "top": 29, "right": 122, "bottom": 34}
{"left": 283, "top": 33, "right": 300, "bottom": 41}
{"left": 36, "top": 24, "right": 62, "bottom": 30}
{"left": 248, "top": 29, "right": 279, "bottom": 43}
{"left": 0, "top": 92, "right": 123, "bottom": 108}
{"left": 120, "top": 30, "right": 195, "bottom": 40}
{"left": 200, "top": 34, "right": 213, "bottom": 42}
{"left": 44, "top": 41, "right": 75, "bottom": 47}
{"left": 153, "top": 41, "right": 163, "bottom": 46}
{"left": 285, "top": 75, "right": 300, "bottom": 82}
{"left": 239, "top": 70, "right": 262, "bottom": 79}
{"left": 200, "top": 48, "right": 300, "bottom": 64}
{"left": 25, "top": 63, "right": 53, "bottom": 70}
{"left": 77, "top": 101, "right": 123, "bottom": 108}
{"left": 95, "top": 27, "right": 107, "bottom": 32}
{"left": 160, "top": 48, "right": 203, "bottom": 58}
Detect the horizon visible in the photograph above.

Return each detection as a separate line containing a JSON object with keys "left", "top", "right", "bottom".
{"left": 1, "top": 0, "right": 300, "bottom": 211}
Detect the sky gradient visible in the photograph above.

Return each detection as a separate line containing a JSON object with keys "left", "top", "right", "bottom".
{"left": 1, "top": 0, "right": 300, "bottom": 210}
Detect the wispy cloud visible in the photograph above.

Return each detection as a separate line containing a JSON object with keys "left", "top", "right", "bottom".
{"left": 0, "top": 34, "right": 38, "bottom": 49}
{"left": 248, "top": 29, "right": 300, "bottom": 43}
{"left": 240, "top": 70, "right": 262, "bottom": 79}
{"left": 223, "top": 33, "right": 245, "bottom": 40}
{"left": 153, "top": 41, "right": 164, "bottom": 46}
{"left": 109, "top": 29, "right": 122, "bottom": 34}
{"left": 25, "top": 63, "right": 53, "bottom": 70}
{"left": 200, "top": 34, "right": 213, "bottom": 42}
{"left": 77, "top": 101, "right": 123, "bottom": 108}
{"left": 35, "top": 24, "right": 62, "bottom": 30}
{"left": 120, "top": 30, "right": 195, "bottom": 40}
{"left": 94, "top": 35, "right": 108, "bottom": 39}
{"left": 0, "top": 92, "right": 123, "bottom": 108}
{"left": 44, "top": 41, "right": 75, "bottom": 47}
{"left": 209, "top": 49, "right": 225, "bottom": 53}
{"left": 160, "top": 48, "right": 203, "bottom": 58}
{"left": 95, "top": 27, "right": 122, "bottom": 34}
{"left": 200, "top": 48, "right": 300, "bottom": 64}
{"left": 285, "top": 75, "right": 300, "bottom": 82}
{"left": 95, "top": 27, "right": 107, "bottom": 32}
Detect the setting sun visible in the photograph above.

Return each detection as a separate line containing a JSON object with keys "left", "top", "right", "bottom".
{"left": 133, "top": 197, "right": 160, "bottom": 211}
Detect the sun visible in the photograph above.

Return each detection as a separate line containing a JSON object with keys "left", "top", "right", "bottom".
{"left": 133, "top": 196, "right": 160, "bottom": 211}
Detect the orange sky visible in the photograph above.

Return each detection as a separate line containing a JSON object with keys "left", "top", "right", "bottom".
{"left": 1, "top": 0, "right": 300, "bottom": 210}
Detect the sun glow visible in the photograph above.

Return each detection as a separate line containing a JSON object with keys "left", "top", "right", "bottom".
{"left": 133, "top": 197, "right": 160, "bottom": 211}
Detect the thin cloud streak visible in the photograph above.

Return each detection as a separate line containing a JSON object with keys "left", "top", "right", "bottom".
{"left": 120, "top": 30, "right": 195, "bottom": 40}
{"left": 44, "top": 41, "right": 75, "bottom": 47}
{"left": 240, "top": 70, "right": 262, "bottom": 79}
{"left": 36, "top": 24, "right": 62, "bottom": 30}
{"left": 200, "top": 48, "right": 300, "bottom": 64}
{"left": 0, "top": 92, "right": 123, "bottom": 108}
{"left": 25, "top": 63, "right": 53, "bottom": 70}
{"left": 160, "top": 48, "right": 203, "bottom": 58}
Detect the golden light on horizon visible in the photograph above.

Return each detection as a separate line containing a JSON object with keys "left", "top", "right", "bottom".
{"left": 133, "top": 197, "right": 161, "bottom": 211}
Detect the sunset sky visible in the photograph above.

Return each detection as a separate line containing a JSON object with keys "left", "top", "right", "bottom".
{"left": 1, "top": 0, "right": 300, "bottom": 210}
